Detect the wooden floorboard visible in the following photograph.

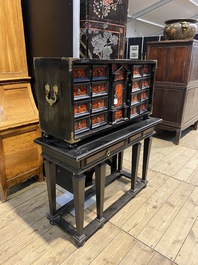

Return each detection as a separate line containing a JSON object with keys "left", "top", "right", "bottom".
{"left": 1, "top": 127, "right": 198, "bottom": 264}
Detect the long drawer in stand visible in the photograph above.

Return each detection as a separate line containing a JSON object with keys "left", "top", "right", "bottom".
{"left": 34, "top": 58, "right": 156, "bottom": 144}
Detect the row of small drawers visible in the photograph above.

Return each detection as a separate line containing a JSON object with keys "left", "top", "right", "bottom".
{"left": 73, "top": 64, "right": 152, "bottom": 81}
{"left": 74, "top": 89, "right": 149, "bottom": 118}
{"left": 74, "top": 100, "right": 149, "bottom": 134}
{"left": 73, "top": 77, "right": 151, "bottom": 100}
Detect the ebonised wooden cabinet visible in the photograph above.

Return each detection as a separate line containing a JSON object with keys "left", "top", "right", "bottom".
{"left": 34, "top": 58, "right": 156, "bottom": 144}
{"left": 147, "top": 40, "right": 198, "bottom": 144}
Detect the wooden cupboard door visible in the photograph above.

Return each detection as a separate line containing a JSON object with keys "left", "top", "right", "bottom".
{"left": 152, "top": 87, "right": 184, "bottom": 125}
{"left": 166, "top": 46, "right": 188, "bottom": 83}
{"left": 147, "top": 44, "right": 189, "bottom": 84}
{"left": 0, "top": 0, "right": 28, "bottom": 80}
{"left": 147, "top": 47, "right": 168, "bottom": 82}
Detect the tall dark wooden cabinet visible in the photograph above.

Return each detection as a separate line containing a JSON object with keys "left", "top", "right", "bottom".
{"left": 147, "top": 40, "right": 198, "bottom": 144}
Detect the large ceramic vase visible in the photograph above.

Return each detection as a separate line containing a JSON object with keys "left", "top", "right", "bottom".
{"left": 164, "top": 19, "right": 197, "bottom": 40}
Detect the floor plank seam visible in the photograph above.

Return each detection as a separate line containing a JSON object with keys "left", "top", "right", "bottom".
{"left": 131, "top": 235, "right": 179, "bottom": 265}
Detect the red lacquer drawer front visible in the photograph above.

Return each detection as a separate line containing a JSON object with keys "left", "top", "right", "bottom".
{"left": 130, "top": 106, "right": 139, "bottom": 118}
{"left": 133, "top": 65, "right": 142, "bottom": 77}
{"left": 74, "top": 101, "right": 90, "bottom": 117}
{"left": 74, "top": 83, "right": 90, "bottom": 99}
{"left": 141, "top": 90, "right": 149, "bottom": 101}
{"left": 91, "top": 97, "right": 108, "bottom": 112}
{"left": 74, "top": 117, "right": 90, "bottom": 134}
{"left": 115, "top": 109, "right": 124, "bottom": 121}
{"left": 132, "top": 79, "right": 141, "bottom": 91}
{"left": 91, "top": 112, "right": 108, "bottom": 128}
{"left": 142, "top": 78, "right": 150, "bottom": 88}
{"left": 143, "top": 65, "right": 151, "bottom": 76}
{"left": 113, "top": 82, "right": 124, "bottom": 107}
{"left": 131, "top": 93, "right": 140, "bottom": 105}
{"left": 92, "top": 81, "right": 108, "bottom": 97}
{"left": 92, "top": 65, "right": 109, "bottom": 80}
{"left": 73, "top": 66, "right": 90, "bottom": 81}
{"left": 140, "top": 101, "right": 149, "bottom": 113}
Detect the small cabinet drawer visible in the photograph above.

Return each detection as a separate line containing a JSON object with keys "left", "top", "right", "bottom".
{"left": 91, "top": 111, "right": 108, "bottom": 128}
{"left": 141, "top": 90, "right": 149, "bottom": 101}
{"left": 85, "top": 140, "right": 126, "bottom": 165}
{"left": 110, "top": 107, "right": 128, "bottom": 124}
{"left": 73, "top": 66, "right": 90, "bottom": 81}
{"left": 131, "top": 79, "right": 141, "bottom": 92}
{"left": 74, "top": 116, "right": 90, "bottom": 134}
{"left": 140, "top": 101, "right": 149, "bottom": 113}
{"left": 91, "top": 97, "right": 108, "bottom": 113}
{"left": 129, "top": 128, "right": 154, "bottom": 143}
{"left": 131, "top": 92, "right": 140, "bottom": 105}
{"left": 129, "top": 132, "right": 142, "bottom": 143}
{"left": 143, "top": 65, "right": 152, "bottom": 76}
{"left": 130, "top": 105, "right": 139, "bottom": 118}
{"left": 74, "top": 100, "right": 90, "bottom": 117}
{"left": 92, "top": 81, "right": 108, "bottom": 97}
{"left": 92, "top": 65, "right": 109, "bottom": 80}
{"left": 74, "top": 83, "right": 90, "bottom": 100}
{"left": 142, "top": 78, "right": 150, "bottom": 89}
{"left": 132, "top": 65, "right": 142, "bottom": 78}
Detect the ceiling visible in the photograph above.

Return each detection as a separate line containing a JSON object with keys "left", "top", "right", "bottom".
{"left": 126, "top": 0, "right": 198, "bottom": 37}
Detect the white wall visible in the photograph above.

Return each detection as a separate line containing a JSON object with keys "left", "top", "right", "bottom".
{"left": 126, "top": 20, "right": 164, "bottom": 38}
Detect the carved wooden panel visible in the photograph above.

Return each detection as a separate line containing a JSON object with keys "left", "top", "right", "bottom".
{"left": 80, "top": 0, "right": 128, "bottom": 59}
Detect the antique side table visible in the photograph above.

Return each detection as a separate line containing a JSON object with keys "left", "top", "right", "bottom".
{"left": 35, "top": 117, "right": 161, "bottom": 246}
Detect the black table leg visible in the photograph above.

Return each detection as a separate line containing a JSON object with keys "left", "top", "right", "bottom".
{"left": 110, "top": 155, "right": 117, "bottom": 174}
{"left": 72, "top": 173, "right": 86, "bottom": 242}
{"left": 44, "top": 160, "right": 57, "bottom": 218}
{"left": 131, "top": 142, "right": 141, "bottom": 191}
{"left": 142, "top": 137, "right": 152, "bottom": 182}
{"left": 118, "top": 151, "right": 124, "bottom": 171}
{"left": 95, "top": 162, "right": 106, "bottom": 222}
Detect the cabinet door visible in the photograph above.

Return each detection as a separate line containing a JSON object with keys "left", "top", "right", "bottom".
{"left": 166, "top": 46, "right": 188, "bottom": 83}
{"left": 0, "top": 0, "right": 28, "bottom": 80}
{"left": 147, "top": 47, "right": 167, "bottom": 81}
{"left": 147, "top": 44, "right": 189, "bottom": 84}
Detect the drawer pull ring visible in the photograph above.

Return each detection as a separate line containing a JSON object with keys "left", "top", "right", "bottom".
{"left": 45, "top": 84, "right": 58, "bottom": 106}
{"left": 106, "top": 150, "right": 111, "bottom": 157}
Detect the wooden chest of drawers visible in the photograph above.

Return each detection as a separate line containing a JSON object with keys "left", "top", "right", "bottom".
{"left": 34, "top": 58, "right": 156, "bottom": 144}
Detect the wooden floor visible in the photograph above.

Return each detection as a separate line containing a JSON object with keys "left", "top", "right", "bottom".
{"left": 1, "top": 127, "right": 198, "bottom": 265}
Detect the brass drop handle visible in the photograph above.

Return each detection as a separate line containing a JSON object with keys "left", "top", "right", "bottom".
{"left": 106, "top": 150, "right": 111, "bottom": 157}
{"left": 45, "top": 84, "right": 58, "bottom": 106}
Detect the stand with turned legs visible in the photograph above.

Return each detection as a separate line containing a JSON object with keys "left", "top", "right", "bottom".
{"left": 35, "top": 117, "right": 161, "bottom": 246}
